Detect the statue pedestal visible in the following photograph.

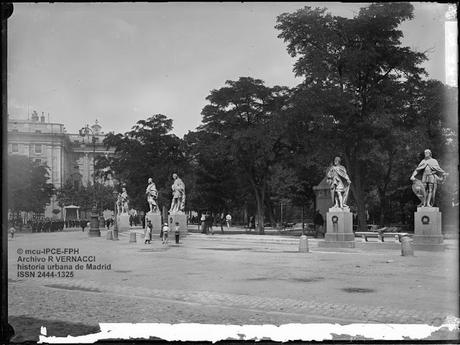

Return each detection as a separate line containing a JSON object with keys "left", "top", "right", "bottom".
{"left": 168, "top": 212, "right": 188, "bottom": 237}
{"left": 145, "top": 212, "right": 162, "bottom": 235}
{"left": 413, "top": 207, "right": 445, "bottom": 251}
{"left": 117, "top": 213, "right": 130, "bottom": 232}
{"left": 318, "top": 207, "right": 355, "bottom": 248}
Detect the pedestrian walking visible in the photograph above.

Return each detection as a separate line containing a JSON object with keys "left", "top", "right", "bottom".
{"left": 220, "top": 213, "right": 225, "bottom": 233}
{"left": 162, "top": 223, "right": 169, "bottom": 244}
{"left": 80, "top": 219, "right": 87, "bottom": 232}
{"left": 145, "top": 220, "right": 152, "bottom": 244}
{"left": 225, "top": 213, "right": 232, "bottom": 229}
{"left": 174, "top": 222, "right": 180, "bottom": 244}
{"left": 200, "top": 213, "right": 206, "bottom": 234}
{"left": 249, "top": 216, "right": 256, "bottom": 230}
{"left": 9, "top": 226, "right": 15, "bottom": 239}
{"left": 314, "top": 210, "right": 325, "bottom": 238}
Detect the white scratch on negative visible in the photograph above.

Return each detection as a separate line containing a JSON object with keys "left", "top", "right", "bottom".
{"left": 37, "top": 318, "right": 460, "bottom": 344}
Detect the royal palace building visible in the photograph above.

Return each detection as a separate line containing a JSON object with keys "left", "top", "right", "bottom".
{"left": 7, "top": 110, "right": 115, "bottom": 218}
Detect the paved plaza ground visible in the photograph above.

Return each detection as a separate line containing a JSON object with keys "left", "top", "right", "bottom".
{"left": 7, "top": 227, "right": 460, "bottom": 342}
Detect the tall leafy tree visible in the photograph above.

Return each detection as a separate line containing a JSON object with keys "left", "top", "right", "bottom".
{"left": 197, "top": 77, "right": 291, "bottom": 233}
{"left": 184, "top": 130, "right": 245, "bottom": 215}
{"left": 7, "top": 155, "right": 54, "bottom": 215}
{"left": 56, "top": 181, "right": 116, "bottom": 213}
{"left": 276, "top": 3, "right": 429, "bottom": 230}
{"left": 100, "top": 114, "right": 188, "bottom": 212}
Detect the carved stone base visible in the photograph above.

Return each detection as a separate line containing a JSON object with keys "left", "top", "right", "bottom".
{"left": 145, "top": 212, "right": 162, "bottom": 235}
{"left": 167, "top": 212, "right": 188, "bottom": 237}
{"left": 413, "top": 207, "right": 445, "bottom": 251}
{"left": 318, "top": 208, "right": 355, "bottom": 248}
{"left": 117, "top": 214, "right": 130, "bottom": 232}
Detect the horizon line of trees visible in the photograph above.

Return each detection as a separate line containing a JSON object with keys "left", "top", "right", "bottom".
{"left": 8, "top": 3, "right": 458, "bottom": 234}
{"left": 94, "top": 3, "right": 458, "bottom": 233}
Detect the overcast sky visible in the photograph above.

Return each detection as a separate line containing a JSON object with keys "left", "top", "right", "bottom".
{"left": 7, "top": 2, "right": 453, "bottom": 137}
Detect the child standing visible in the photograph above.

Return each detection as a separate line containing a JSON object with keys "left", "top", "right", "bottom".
{"left": 145, "top": 220, "right": 153, "bottom": 244}
{"left": 174, "top": 221, "right": 180, "bottom": 244}
{"left": 9, "top": 225, "right": 16, "bottom": 239}
{"left": 162, "top": 222, "right": 169, "bottom": 244}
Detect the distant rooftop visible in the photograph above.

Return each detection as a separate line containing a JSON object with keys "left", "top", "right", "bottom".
{"left": 8, "top": 111, "right": 106, "bottom": 136}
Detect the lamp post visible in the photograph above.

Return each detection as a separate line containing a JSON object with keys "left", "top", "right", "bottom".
{"left": 112, "top": 190, "right": 119, "bottom": 240}
{"left": 79, "top": 124, "right": 100, "bottom": 237}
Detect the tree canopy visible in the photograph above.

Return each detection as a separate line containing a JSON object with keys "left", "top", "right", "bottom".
{"left": 191, "top": 77, "right": 292, "bottom": 233}
{"left": 100, "top": 114, "right": 188, "bottom": 212}
{"left": 7, "top": 155, "right": 54, "bottom": 214}
{"left": 84, "top": 3, "right": 457, "bottom": 232}
{"left": 275, "top": 2, "right": 444, "bottom": 230}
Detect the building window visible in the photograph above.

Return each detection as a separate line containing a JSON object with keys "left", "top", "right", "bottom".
{"left": 35, "top": 144, "right": 42, "bottom": 154}
{"left": 12, "top": 143, "right": 18, "bottom": 152}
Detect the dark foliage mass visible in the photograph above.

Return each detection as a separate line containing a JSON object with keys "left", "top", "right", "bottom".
{"left": 49, "top": 3, "right": 456, "bottom": 231}
{"left": 8, "top": 156, "right": 54, "bottom": 214}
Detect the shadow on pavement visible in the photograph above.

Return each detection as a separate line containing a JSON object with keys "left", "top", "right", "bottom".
{"left": 8, "top": 316, "right": 100, "bottom": 343}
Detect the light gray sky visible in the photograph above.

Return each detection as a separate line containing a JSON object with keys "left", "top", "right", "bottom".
{"left": 7, "top": 2, "right": 452, "bottom": 137}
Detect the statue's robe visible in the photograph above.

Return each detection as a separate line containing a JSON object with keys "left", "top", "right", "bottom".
{"left": 413, "top": 158, "right": 446, "bottom": 184}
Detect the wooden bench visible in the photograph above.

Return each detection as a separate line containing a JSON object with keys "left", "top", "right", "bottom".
{"left": 355, "top": 231, "right": 411, "bottom": 243}
{"left": 280, "top": 223, "right": 316, "bottom": 236}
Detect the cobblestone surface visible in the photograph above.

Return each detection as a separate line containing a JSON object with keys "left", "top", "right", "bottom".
{"left": 7, "top": 230, "right": 459, "bottom": 341}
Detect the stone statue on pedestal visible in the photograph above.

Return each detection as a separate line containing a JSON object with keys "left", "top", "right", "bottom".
{"left": 326, "top": 156, "right": 351, "bottom": 209}
{"left": 146, "top": 178, "right": 159, "bottom": 213}
{"left": 169, "top": 173, "right": 185, "bottom": 213}
{"left": 410, "top": 149, "right": 447, "bottom": 207}
{"left": 117, "top": 187, "right": 129, "bottom": 214}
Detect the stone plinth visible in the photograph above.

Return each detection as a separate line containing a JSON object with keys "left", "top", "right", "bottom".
{"left": 145, "top": 212, "right": 162, "bottom": 235}
{"left": 117, "top": 213, "right": 130, "bottom": 232}
{"left": 413, "top": 207, "right": 445, "bottom": 251}
{"left": 168, "top": 212, "right": 188, "bottom": 237}
{"left": 318, "top": 207, "right": 355, "bottom": 248}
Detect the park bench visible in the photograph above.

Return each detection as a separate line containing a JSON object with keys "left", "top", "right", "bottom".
{"left": 280, "top": 223, "right": 316, "bottom": 236}
{"left": 355, "top": 228, "right": 411, "bottom": 243}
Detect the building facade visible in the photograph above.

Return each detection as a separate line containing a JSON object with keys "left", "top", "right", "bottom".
{"left": 7, "top": 111, "right": 115, "bottom": 218}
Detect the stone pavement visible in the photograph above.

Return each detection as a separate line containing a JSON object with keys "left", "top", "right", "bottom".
{"left": 9, "top": 275, "right": 449, "bottom": 325}
{"left": 7, "top": 230, "right": 459, "bottom": 341}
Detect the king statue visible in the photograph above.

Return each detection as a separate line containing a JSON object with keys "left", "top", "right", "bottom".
{"left": 410, "top": 149, "right": 447, "bottom": 207}
{"left": 326, "top": 156, "right": 351, "bottom": 209}
{"left": 146, "top": 178, "right": 159, "bottom": 213}
{"left": 169, "top": 173, "right": 185, "bottom": 213}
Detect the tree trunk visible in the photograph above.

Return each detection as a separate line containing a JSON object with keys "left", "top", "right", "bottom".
{"left": 265, "top": 198, "right": 276, "bottom": 227}
{"left": 378, "top": 188, "right": 386, "bottom": 225}
{"left": 378, "top": 152, "right": 394, "bottom": 226}
{"left": 253, "top": 187, "right": 265, "bottom": 234}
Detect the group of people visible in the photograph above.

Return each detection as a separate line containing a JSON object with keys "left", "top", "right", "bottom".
{"left": 144, "top": 220, "right": 180, "bottom": 245}
{"left": 199, "top": 213, "right": 232, "bottom": 234}
{"left": 27, "top": 219, "right": 65, "bottom": 232}
{"left": 8, "top": 218, "right": 92, "bottom": 233}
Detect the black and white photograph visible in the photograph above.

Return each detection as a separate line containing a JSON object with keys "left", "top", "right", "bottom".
{"left": 3, "top": 2, "right": 459, "bottom": 342}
